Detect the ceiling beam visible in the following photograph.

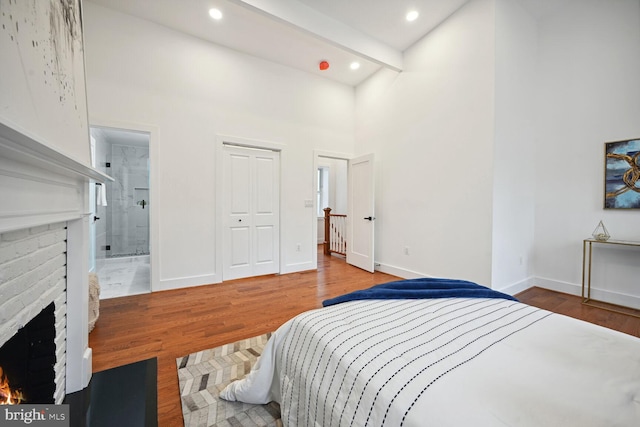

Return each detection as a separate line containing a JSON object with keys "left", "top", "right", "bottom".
{"left": 228, "top": 0, "right": 403, "bottom": 72}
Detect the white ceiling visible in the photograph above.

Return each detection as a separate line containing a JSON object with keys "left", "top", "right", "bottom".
{"left": 87, "top": 0, "right": 571, "bottom": 87}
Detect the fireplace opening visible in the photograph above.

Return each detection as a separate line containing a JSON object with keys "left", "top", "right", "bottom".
{"left": 0, "top": 303, "right": 57, "bottom": 404}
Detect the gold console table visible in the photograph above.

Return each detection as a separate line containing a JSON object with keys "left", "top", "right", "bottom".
{"left": 582, "top": 238, "right": 640, "bottom": 317}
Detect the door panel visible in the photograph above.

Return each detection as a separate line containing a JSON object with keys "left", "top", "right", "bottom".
{"left": 230, "top": 227, "right": 250, "bottom": 267}
{"left": 256, "top": 225, "right": 274, "bottom": 263}
{"left": 230, "top": 154, "right": 250, "bottom": 214}
{"left": 225, "top": 151, "right": 252, "bottom": 278}
{"left": 347, "top": 154, "right": 375, "bottom": 273}
{"left": 256, "top": 156, "right": 275, "bottom": 212}
{"left": 223, "top": 145, "right": 280, "bottom": 280}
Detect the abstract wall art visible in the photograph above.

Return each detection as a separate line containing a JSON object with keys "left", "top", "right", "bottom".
{"left": 604, "top": 138, "right": 640, "bottom": 209}
{"left": 0, "top": 0, "right": 90, "bottom": 162}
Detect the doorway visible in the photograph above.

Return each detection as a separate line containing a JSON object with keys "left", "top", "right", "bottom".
{"left": 317, "top": 156, "right": 348, "bottom": 255}
{"left": 90, "top": 126, "right": 151, "bottom": 299}
{"left": 313, "top": 151, "right": 376, "bottom": 273}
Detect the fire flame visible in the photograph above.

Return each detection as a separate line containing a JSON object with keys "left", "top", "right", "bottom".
{"left": 0, "top": 366, "right": 24, "bottom": 405}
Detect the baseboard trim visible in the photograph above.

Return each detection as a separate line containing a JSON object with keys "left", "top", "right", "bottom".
{"left": 281, "top": 261, "right": 316, "bottom": 275}
{"left": 495, "top": 277, "right": 535, "bottom": 296}
{"left": 375, "top": 264, "right": 536, "bottom": 296}
{"left": 533, "top": 276, "right": 640, "bottom": 310}
{"left": 531, "top": 277, "right": 580, "bottom": 296}
{"left": 156, "top": 274, "right": 220, "bottom": 291}
{"left": 374, "top": 262, "right": 425, "bottom": 280}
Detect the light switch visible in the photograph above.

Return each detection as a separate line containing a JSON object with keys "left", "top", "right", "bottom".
{"left": 304, "top": 199, "right": 313, "bottom": 207}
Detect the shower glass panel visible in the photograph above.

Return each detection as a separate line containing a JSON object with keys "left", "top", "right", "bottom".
{"left": 109, "top": 144, "right": 150, "bottom": 256}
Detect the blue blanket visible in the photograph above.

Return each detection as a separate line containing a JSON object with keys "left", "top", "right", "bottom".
{"left": 322, "top": 277, "right": 518, "bottom": 307}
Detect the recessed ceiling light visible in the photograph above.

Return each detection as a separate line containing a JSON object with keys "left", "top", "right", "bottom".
{"left": 209, "top": 8, "right": 223, "bottom": 20}
{"left": 350, "top": 62, "right": 360, "bottom": 70}
{"left": 406, "top": 10, "right": 419, "bottom": 22}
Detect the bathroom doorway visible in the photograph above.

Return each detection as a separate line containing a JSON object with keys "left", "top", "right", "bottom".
{"left": 90, "top": 126, "right": 151, "bottom": 299}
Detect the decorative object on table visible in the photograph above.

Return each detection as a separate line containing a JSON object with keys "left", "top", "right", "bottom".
{"left": 592, "top": 220, "right": 610, "bottom": 241}
{"left": 604, "top": 138, "right": 640, "bottom": 209}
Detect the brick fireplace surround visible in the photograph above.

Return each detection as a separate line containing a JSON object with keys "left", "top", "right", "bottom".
{"left": 0, "top": 121, "right": 109, "bottom": 401}
{"left": 0, "top": 223, "right": 68, "bottom": 403}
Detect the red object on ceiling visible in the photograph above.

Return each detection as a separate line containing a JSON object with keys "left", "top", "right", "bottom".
{"left": 319, "top": 61, "right": 330, "bottom": 70}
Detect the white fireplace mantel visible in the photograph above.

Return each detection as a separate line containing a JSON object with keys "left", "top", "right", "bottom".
{"left": 0, "top": 119, "right": 112, "bottom": 234}
{"left": 0, "top": 120, "right": 110, "bottom": 181}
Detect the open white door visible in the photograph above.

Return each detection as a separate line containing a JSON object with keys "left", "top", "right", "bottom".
{"left": 347, "top": 154, "right": 375, "bottom": 272}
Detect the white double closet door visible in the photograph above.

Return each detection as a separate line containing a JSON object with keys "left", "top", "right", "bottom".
{"left": 222, "top": 145, "right": 280, "bottom": 280}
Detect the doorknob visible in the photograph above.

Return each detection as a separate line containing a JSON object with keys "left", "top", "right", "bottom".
{"left": 363, "top": 216, "right": 375, "bottom": 221}
{"left": 93, "top": 216, "right": 100, "bottom": 221}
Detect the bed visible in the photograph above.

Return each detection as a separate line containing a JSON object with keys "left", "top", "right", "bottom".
{"left": 220, "top": 278, "right": 640, "bottom": 426}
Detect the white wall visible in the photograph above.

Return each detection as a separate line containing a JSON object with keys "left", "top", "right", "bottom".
{"left": 357, "top": 0, "right": 640, "bottom": 301}
{"left": 491, "top": 0, "right": 538, "bottom": 293}
{"left": 534, "top": 0, "right": 640, "bottom": 306}
{"left": 83, "top": 2, "right": 355, "bottom": 289}
{"left": 355, "top": 0, "right": 496, "bottom": 285}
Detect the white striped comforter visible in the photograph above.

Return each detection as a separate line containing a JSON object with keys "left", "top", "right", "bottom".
{"left": 221, "top": 298, "right": 640, "bottom": 426}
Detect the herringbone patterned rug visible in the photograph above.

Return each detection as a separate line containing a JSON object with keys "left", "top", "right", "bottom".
{"left": 177, "top": 333, "right": 282, "bottom": 427}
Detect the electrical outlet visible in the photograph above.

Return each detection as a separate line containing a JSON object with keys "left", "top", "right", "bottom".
{"left": 296, "top": 243, "right": 301, "bottom": 252}
{"left": 404, "top": 246, "right": 409, "bottom": 255}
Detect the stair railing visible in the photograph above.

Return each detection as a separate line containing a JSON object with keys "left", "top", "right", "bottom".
{"left": 323, "top": 207, "right": 347, "bottom": 256}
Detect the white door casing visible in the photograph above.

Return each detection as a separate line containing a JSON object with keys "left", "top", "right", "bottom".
{"left": 347, "top": 153, "right": 375, "bottom": 273}
{"left": 223, "top": 144, "right": 280, "bottom": 280}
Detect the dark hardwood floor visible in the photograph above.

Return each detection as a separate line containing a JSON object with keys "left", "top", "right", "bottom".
{"left": 89, "top": 248, "right": 640, "bottom": 426}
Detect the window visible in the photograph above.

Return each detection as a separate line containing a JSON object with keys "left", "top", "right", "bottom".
{"left": 317, "top": 166, "right": 329, "bottom": 217}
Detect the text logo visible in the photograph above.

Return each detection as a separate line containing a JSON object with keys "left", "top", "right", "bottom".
{"left": 1, "top": 405, "right": 69, "bottom": 426}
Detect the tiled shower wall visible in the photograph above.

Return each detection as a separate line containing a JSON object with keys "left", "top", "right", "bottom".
{"left": 107, "top": 143, "right": 150, "bottom": 257}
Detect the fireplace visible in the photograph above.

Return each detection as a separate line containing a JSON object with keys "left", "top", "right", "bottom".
{"left": 0, "top": 121, "right": 108, "bottom": 401}
{"left": 0, "top": 303, "right": 57, "bottom": 404}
